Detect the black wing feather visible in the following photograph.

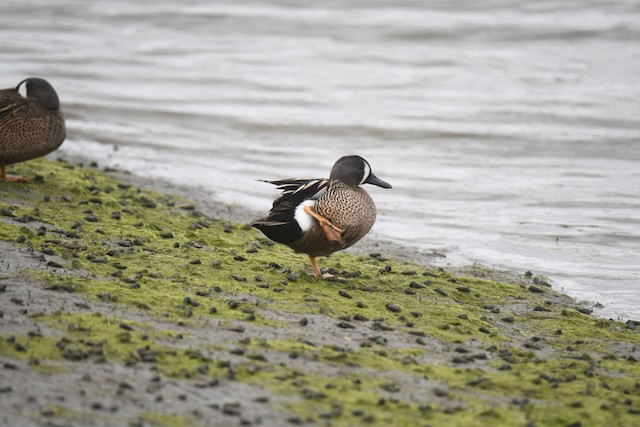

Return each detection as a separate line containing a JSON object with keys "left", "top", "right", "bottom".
{"left": 252, "top": 178, "right": 332, "bottom": 244}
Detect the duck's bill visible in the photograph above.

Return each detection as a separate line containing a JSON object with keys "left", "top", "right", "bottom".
{"left": 364, "top": 173, "right": 392, "bottom": 189}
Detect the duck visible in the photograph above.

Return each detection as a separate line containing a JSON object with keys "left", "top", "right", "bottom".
{"left": 0, "top": 77, "right": 66, "bottom": 182}
{"left": 252, "top": 155, "right": 392, "bottom": 277}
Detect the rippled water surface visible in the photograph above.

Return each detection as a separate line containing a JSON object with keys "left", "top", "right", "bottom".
{"left": 2, "top": 0, "right": 639, "bottom": 319}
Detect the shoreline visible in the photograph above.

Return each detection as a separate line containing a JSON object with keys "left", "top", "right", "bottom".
{"left": 57, "top": 151, "right": 614, "bottom": 320}
{"left": 1, "top": 157, "right": 639, "bottom": 427}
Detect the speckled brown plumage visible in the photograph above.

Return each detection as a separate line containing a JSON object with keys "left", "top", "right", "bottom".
{"left": 0, "top": 78, "right": 66, "bottom": 178}
{"left": 288, "top": 181, "right": 377, "bottom": 257}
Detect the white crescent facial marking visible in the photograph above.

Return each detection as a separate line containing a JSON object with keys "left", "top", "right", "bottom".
{"left": 294, "top": 200, "right": 315, "bottom": 232}
{"left": 360, "top": 161, "right": 371, "bottom": 185}
{"left": 17, "top": 81, "right": 28, "bottom": 98}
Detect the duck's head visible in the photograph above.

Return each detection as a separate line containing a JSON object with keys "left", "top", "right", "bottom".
{"left": 330, "top": 155, "right": 392, "bottom": 189}
{"left": 17, "top": 77, "right": 60, "bottom": 111}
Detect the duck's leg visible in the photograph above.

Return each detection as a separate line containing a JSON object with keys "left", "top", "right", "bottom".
{"left": 0, "top": 165, "right": 29, "bottom": 183}
{"left": 308, "top": 255, "right": 335, "bottom": 279}
{"left": 303, "top": 205, "right": 343, "bottom": 243}
{"left": 309, "top": 255, "right": 321, "bottom": 277}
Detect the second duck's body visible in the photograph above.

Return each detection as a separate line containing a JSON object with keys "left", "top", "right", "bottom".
{"left": 253, "top": 155, "right": 392, "bottom": 277}
{"left": 0, "top": 78, "right": 66, "bottom": 181}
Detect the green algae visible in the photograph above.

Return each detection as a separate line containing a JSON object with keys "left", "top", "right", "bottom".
{"left": 138, "top": 412, "right": 202, "bottom": 427}
{"left": 2, "top": 158, "right": 640, "bottom": 426}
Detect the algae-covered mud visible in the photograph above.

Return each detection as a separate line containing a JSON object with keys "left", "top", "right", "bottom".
{"left": 1, "top": 158, "right": 639, "bottom": 427}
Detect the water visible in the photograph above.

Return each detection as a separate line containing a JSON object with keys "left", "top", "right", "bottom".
{"left": 2, "top": 0, "right": 639, "bottom": 320}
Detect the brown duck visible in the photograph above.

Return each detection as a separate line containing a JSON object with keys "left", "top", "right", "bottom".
{"left": 0, "top": 78, "right": 66, "bottom": 182}
{"left": 252, "top": 155, "right": 392, "bottom": 277}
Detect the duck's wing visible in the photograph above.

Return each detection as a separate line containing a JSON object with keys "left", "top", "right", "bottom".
{"left": 252, "top": 178, "right": 332, "bottom": 244}
{"left": 266, "top": 178, "right": 330, "bottom": 200}
{"left": 0, "top": 89, "right": 25, "bottom": 121}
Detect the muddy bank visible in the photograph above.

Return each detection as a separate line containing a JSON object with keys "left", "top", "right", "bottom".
{"left": 1, "top": 158, "right": 639, "bottom": 427}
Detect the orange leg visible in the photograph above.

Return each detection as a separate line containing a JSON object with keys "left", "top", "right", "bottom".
{"left": 303, "top": 205, "right": 343, "bottom": 243}
{"left": 308, "top": 255, "right": 335, "bottom": 279}
{"left": 0, "top": 165, "right": 28, "bottom": 182}
{"left": 309, "top": 255, "right": 321, "bottom": 277}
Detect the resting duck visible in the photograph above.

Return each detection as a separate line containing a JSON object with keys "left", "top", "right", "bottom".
{"left": 252, "top": 155, "right": 392, "bottom": 277}
{"left": 0, "top": 78, "right": 66, "bottom": 182}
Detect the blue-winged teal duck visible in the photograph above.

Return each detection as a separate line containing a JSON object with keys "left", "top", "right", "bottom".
{"left": 0, "top": 78, "right": 66, "bottom": 182}
{"left": 252, "top": 155, "right": 392, "bottom": 277}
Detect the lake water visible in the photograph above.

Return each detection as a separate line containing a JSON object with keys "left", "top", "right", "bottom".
{"left": 2, "top": 0, "right": 639, "bottom": 320}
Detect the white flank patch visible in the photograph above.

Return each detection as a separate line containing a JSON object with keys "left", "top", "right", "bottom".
{"left": 294, "top": 200, "right": 315, "bottom": 232}
{"left": 360, "top": 160, "right": 371, "bottom": 185}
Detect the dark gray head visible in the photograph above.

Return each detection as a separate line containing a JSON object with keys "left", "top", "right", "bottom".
{"left": 16, "top": 77, "right": 60, "bottom": 111}
{"left": 329, "top": 155, "right": 392, "bottom": 189}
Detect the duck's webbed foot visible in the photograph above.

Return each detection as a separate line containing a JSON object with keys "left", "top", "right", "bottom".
{"left": 303, "top": 205, "right": 344, "bottom": 243}
{"left": 0, "top": 166, "right": 28, "bottom": 182}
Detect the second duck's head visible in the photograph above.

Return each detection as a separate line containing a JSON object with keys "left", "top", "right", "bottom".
{"left": 17, "top": 77, "right": 61, "bottom": 111}
{"left": 330, "top": 155, "right": 392, "bottom": 189}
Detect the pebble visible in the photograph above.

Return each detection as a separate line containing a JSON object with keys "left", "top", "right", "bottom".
{"left": 456, "top": 286, "right": 471, "bottom": 293}
{"left": 0, "top": 208, "right": 16, "bottom": 217}
{"left": 339, "top": 290, "right": 352, "bottom": 299}
{"left": 434, "top": 288, "right": 448, "bottom": 296}
{"left": 337, "top": 321, "right": 355, "bottom": 329}
{"left": 353, "top": 313, "right": 369, "bottom": 321}
{"left": 626, "top": 320, "right": 640, "bottom": 330}
{"left": 529, "top": 285, "right": 544, "bottom": 293}
{"left": 369, "top": 253, "right": 387, "bottom": 262}
{"left": 117, "top": 239, "right": 133, "bottom": 248}
{"left": 385, "top": 303, "right": 401, "bottom": 313}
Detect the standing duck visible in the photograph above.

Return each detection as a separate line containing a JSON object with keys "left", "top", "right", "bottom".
{"left": 252, "top": 155, "right": 392, "bottom": 277}
{"left": 0, "top": 78, "right": 66, "bottom": 182}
